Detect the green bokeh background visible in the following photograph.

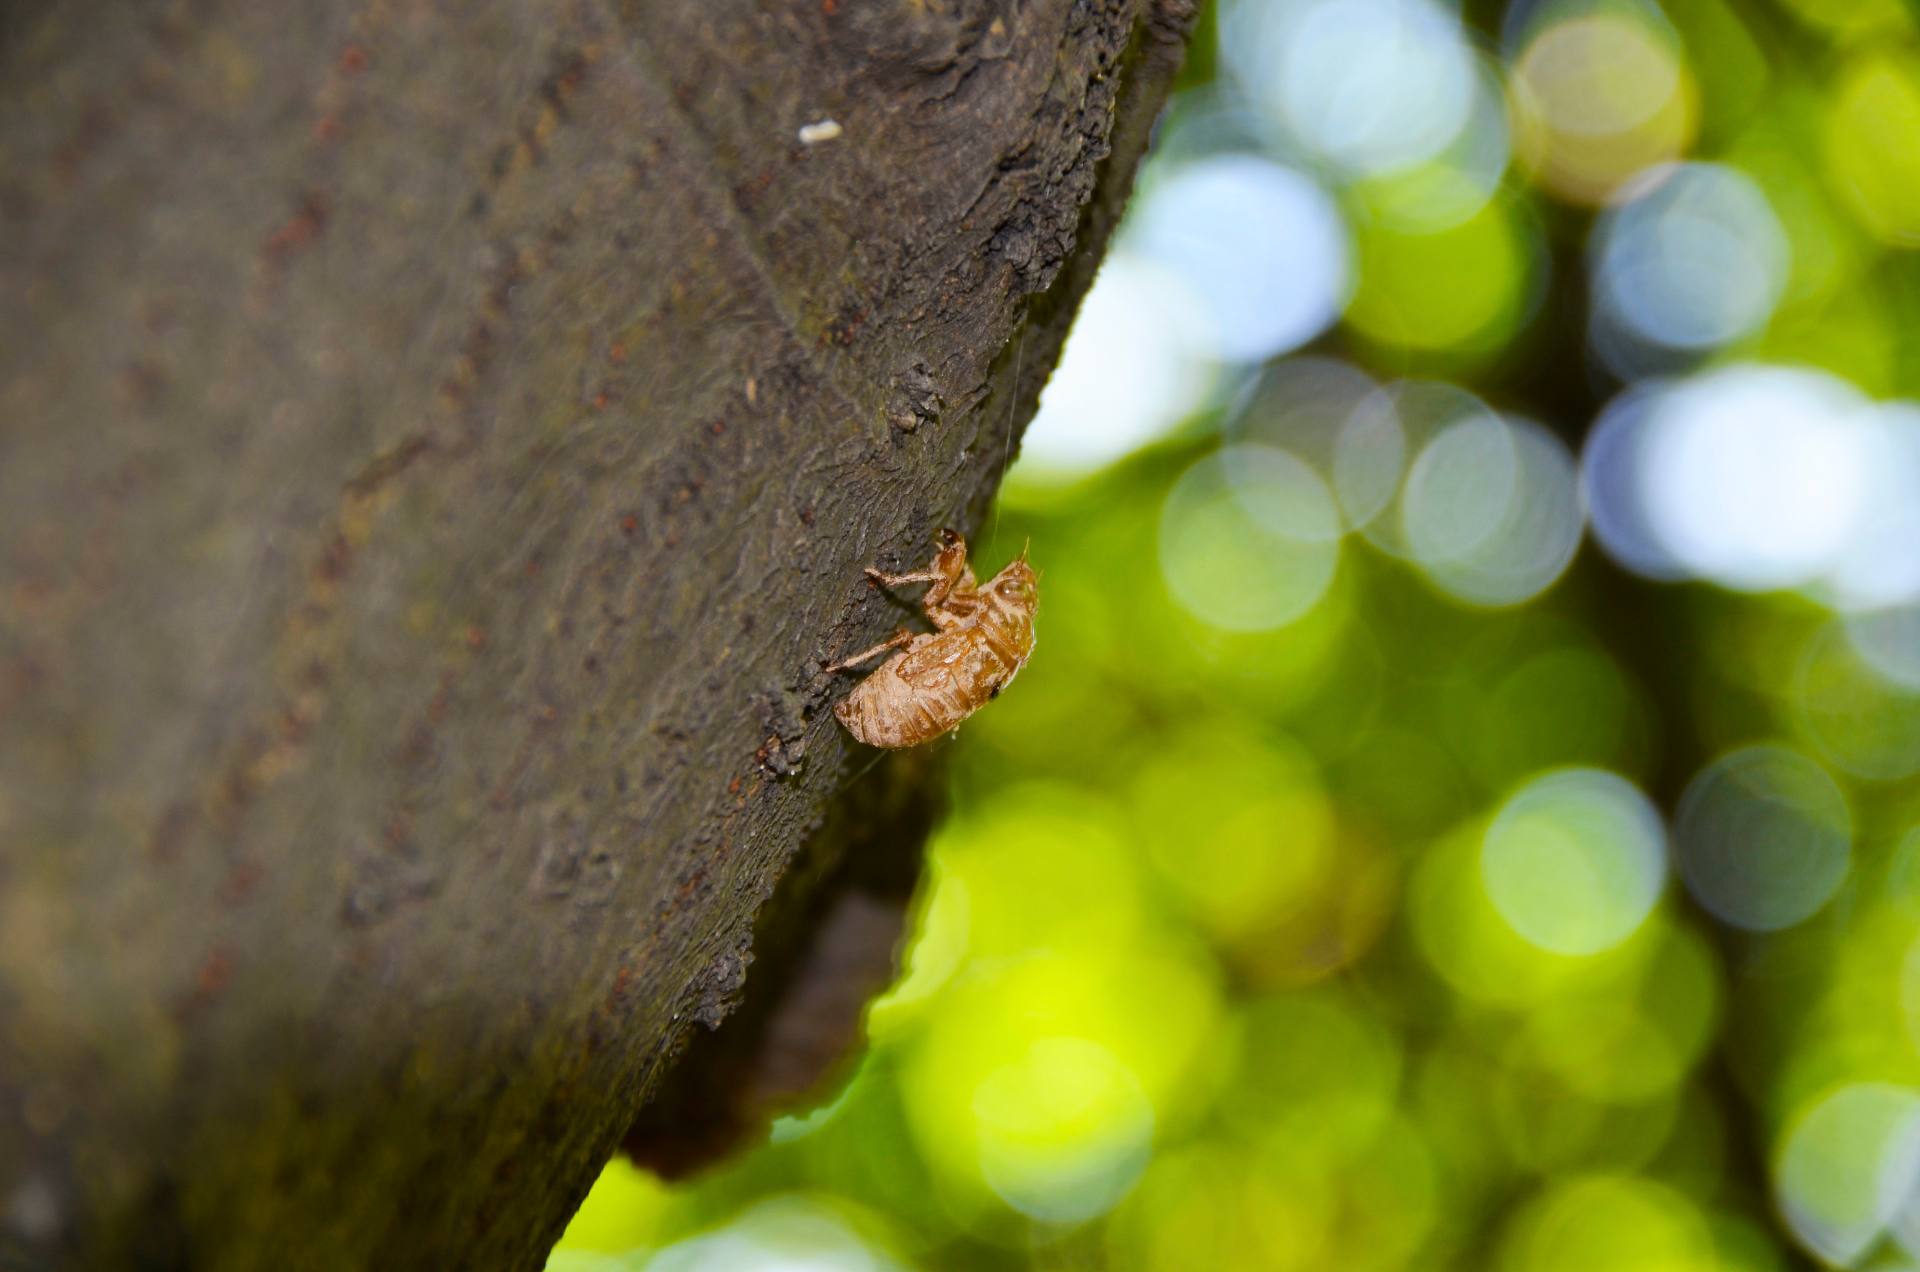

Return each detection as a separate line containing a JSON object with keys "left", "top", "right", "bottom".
{"left": 554, "top": 0, "right": 1920, "bottom": 1266}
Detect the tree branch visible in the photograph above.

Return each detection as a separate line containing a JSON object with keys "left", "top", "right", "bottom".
{"left": 0, "top": 0, "right": 1194, "bottom": 1264}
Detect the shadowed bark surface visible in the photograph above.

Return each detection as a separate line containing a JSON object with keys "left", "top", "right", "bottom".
{"left": 0, "top": 1, "right": 1194, "bottom": 1266}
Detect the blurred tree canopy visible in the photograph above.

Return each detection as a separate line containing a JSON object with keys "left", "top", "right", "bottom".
{"left": 0, "top": 0, "right": 1194, "bottom": 1265}
{"left": 558, "top": 0, "right": 1920, "bottom": 1268}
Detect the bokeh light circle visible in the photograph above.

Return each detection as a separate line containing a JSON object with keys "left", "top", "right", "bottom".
{"left": 1795, "top": 620, "right": 1920, "bottom": 781}
{"left": 1344, "top": 195, "right": 1536, "bottom": 355}
{"left": 1413, "top": 826, "right": 1612, "bottom": 1011}
{"left": 1128, "top": 154, "right": 1351, "bottom": 365}
{"left": 1510, "top": 11, "right": 1699, "bottom": 205}
{"left": 1330, "top": 387, "right": 1408, "bottom": 535}
{"left": 1581, "top": 380, "right": 1689, "bottom": 581}
{"left": 1499, "top": 1174, "right": 1716, "bottom": 1270}
{"left": 1160, "top": 445, "right": 1343, "bottom": 631}
{"left": 1268, "top": 0, "right": 1477, "bottom": 179}
{"left": 1129, "top": 725, "right": 1344, "bottom": 948}
{"left": 1226, "top": 992, "right": 1403, "bottom": 1162}
{"left": 1826, "top": 401, "right": 1920, "bottom": 609}
{"left": 1481, "top": 768, "right": 1667, "bottom": 957}
{"left": 1889, "top": 827, "right": 1920, "bottom": 917}
{"left": 1674, "top": 745, "right": 1852, "bottom": 932}
{"left": 1358, "top": 381, "right": 1495, "bottom": 560}
{"left": 1640, "top": 365, "right": 1873, "bottom": 593}
{"left": 645, "top": 1196, "right": 905, "bottom": 1272}
{"left": 1847, "top": 604, "right": 1920, "bottom": 691}
{"left": 1524, "top": 925, "right": 1720, "bottom": 1106}
{"left": 970, "top": 1037, "right": 1155, "bottom": 1223}
{"left": 1350, "top": 55, "right": 1516, "bottom": 235}
{"left": 1110, "top": 1145, "right": 1292, "bottom": 1272}
{"left": 1230, "top": 358, "right": 1401, "bottom": 531}
{"left": 1469, "top": 642, "right": 1645, "bottom": 786}
{"left": 1775, "top": 1083, "right": 1920, "bottom": 1266}
{"left": 1826, "top": 52, "right": 1920, "bottom": 246}
{"left": 1019, "top": 253, "right": 1209, "bottom": 476}
{"left": 1592, "top": 163, "right": 1789, "bottom": 354}
{"left": 1902, "top": 934, "right": 1920, "bottom": 1076}
{"left": 1398, "top": 408, "right": 1518, "bottom": 570}
{"left": 1779, "top": 0, "right": 1911, "bottom": 40}
{"left": 1400, "top": 414, "right": 1583, "bottom": 606}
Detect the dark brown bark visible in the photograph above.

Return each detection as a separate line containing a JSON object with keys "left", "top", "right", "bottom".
{"left": 0, "top": 1, "right": 1194, "bottom": 1266}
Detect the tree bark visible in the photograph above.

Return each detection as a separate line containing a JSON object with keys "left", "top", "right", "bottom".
{"left": 0, "top": 1, "right": 1193, "bottom": 1266}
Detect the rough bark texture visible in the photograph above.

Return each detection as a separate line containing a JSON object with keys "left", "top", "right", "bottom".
{"left": 0, "top": 0, "right": 1193, "bottom": 1266}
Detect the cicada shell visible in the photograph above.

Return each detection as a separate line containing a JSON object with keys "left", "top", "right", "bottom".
{"left": 825, "top": 529, "right": 1036, "bottom": 748}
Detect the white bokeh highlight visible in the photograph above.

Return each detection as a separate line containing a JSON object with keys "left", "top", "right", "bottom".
{"left": 1775, "top": 1084, "right": 1920, "bottom": 1267}
{"left": 645, "top": 1197, "right": 905, "bottom": 1272}
{"left": 1400, "top": 414, "right": 1584, "bottom": 607}
{"left": 1583, "top": 370, "right": 1920, "bottom": 608}
{"left": 1358, "top": 55, "right": 1517, "bottom": 233}
{"left": 1481, "top": 769, "right": 1668, "bottom": 957}
{"left": 1827, "top": 402, "right": 1920, "bottom": 609}
{"left": 1358, "top": 382, "right": 1492, "bottom": 556}
{"left": 1592, "top": 163, "right": 1789, "bottom": 356}
{"left": 1581, "top": 380, "right": 1690, "bottom": 582}
{"left": 1223, "top": 0, "right": 1478, "bottom": 179}
{"left": 1127, "top": 154, "right": 1351, "bottom": 364}
{"left": 1018, "top": 254, "right": 1210, "bottom": 475}
{"left": 1639, "top": 366, "right": 1876, "bottom": 593}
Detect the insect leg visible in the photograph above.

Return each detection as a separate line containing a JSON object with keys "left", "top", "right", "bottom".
{"left": 822, "top": 628, "right": 914, "bottom": 673}
{"left": 864, "top": 567, "right": 944, "bottom": 590}
{"left": 866, "top": 565, "right": 964, "bottom": 614}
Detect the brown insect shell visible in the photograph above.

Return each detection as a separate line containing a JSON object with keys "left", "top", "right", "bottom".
{"left": 834, "top": 557, "right": 1037, "bottom": 749}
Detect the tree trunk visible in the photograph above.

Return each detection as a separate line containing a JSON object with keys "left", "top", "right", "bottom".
{"left": 0, "top": 1, "right": 1194, "bottom": 1266}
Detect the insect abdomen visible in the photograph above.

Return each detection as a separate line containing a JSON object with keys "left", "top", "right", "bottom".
{"left": 835, "top": 658, "right": 971, "bottom": 748}
{"left": 835, "top": 627, "right": 1023, "bottom": 748}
